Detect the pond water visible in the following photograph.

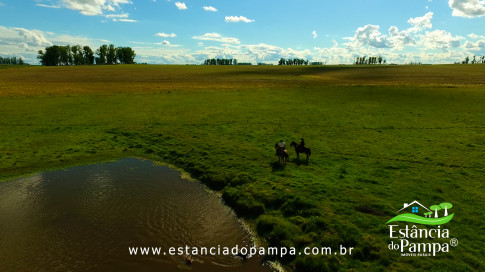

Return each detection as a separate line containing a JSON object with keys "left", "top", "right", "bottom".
{"left": 0, "top": 158, "right": 271, "bottom": 271}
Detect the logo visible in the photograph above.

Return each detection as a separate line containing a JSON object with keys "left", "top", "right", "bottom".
{"left": 386, "top": 200, "right": 454, "bottom": 225}
{"left": 386, "top": 200, "right": 457, "bottom": 257}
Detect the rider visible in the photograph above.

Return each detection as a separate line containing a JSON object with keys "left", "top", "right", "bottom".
{"left": 276, "top": 140, "right": 286, "bottom": 155}
{"left": 299, "top": 138, "right": 305, "bottom": 147}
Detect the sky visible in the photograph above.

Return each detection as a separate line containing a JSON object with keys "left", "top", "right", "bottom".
{"left": 1, "top": 0, "right": 485, "bottom": 64}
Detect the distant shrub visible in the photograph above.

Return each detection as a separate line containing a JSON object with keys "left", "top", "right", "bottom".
{"left": 229, "top": 173, "right": 254, "bottom": 186}
{"left": 255, "top": 189, "right": 287, "bottom": 209}
{"left": 330, "top": 222, "right": 361, "bottom": 247}
{"left": 281, "top": 197, "right": 321, "bottom": 217}
{"left": 256, "top": 215, "right": 301, "bottom": 247}
{"left": 352, "top": 235, "right": 382, "bottom": 262}
{"left": 302, "top": 216, "right": 328, "bottom": 232}
{"left": 222, "top": 187, "right": 265, "bottom": 217}
{"left": 200, "top": 173, "right": 228, "bottom": 190}
{"left": 288, "top": 216, "right": 306, "bottom": 226}
{"left": 295, "top": 255, "right": 332, "bottom": 272}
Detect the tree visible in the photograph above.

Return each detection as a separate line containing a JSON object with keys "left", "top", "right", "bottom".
{"left": 429, "top": 205, "right": 442, "bottom": 218}
{"left": 202, "top": 58, "right": 237, "bottom": 65}
{"left": 277, "top": 58, "right": 309, "bottom": 66}
{"left": 38, "top": 45, "right": 62, "bottom": 66}
{"left": 59, "top": 45, "right": 72, "bottom": 66}
{"left": 71, "top": 45, "right": 84, "bottom": 65}
{"left": 1, "top": 56, "right": 26, "bottom": 65}
{"left": 107, "top": 44, "right": 117, "bottom": 65}
{"left": 96, "top": 44, "right": 108, "bottom": 65}
{"left": 116, "top": 47, "right": 136, "bottom": 64}
{"left": 439, "top": 202, "right": 452, "bottom": 217}
{"left": 38, "top": 44, "right": 134, "bottom": 66}
{"left": 83, "top": 46, "right": 95, "bottom": 65}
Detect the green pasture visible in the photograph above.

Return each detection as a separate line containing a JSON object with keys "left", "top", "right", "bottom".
{"left": 1, "top": 65, "right": 484, "bottom": 271}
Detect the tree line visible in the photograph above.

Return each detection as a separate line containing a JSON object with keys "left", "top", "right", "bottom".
{"left": 278, "top": 58, "right": 309, "bottom": 65}
{"left": 37, "top": 44, "right": 136, "bottom": 66}
{"left": 354, "top": 56, "right": 386, "bottom": 65}
{"left": 203, "top": 58, "right": 238, "bottom": 65}
{"left": 456, "top": 55, "right": 485, "bottom": 64}
{"left": 0, "top": 56, "right": 26, "bottom": 65}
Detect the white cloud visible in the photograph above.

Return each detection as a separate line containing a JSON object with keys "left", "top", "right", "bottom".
{"left": 419, "top": 30, "right": 463, "bottom": 50}
{"left": 37, "top": 1, "right": 136, "bottom": 21}
{"left": 118, "top": 19, "right": 137, "bottom": 22}
{"left": 203, "top": 6, "right": 217, "bottom": 12}
{"left": 408, "top": 12, "right": 433, "bottom": 32}
{"left": 155, "top": 40, "right": 180, "bottom": 47}
{"left": 449, "top": 0, "right": 485, "bottom": 17}
{"left": 192, "top": 33, "right": 240, "bottom": 44}
{"left": 56, "top": 0, "right": 132, "bottom": 16}
{"left": 133, "top": 46, "right": 194, "bottom": 64}
{"left": 346, "top": 12, "right": 434, "bottom": 51}
{"left": 468, "top": 33, "right": 485, "bottom": 39}
{"left": 388, "top": 26, "right": 416, "bottom": 49}
{"left": 156, "top": 32, "right": 176, "bottom": 38}
{"left": 243, "top": 43, "right": 288, "bottom": 61}
{"left": 104, "top": 13, "right": 137, "bottom": 22}
{"left": 225, "top": 16, "right": 254, "bottom": 23}
{"left": 105, "top": 13, "right": 129, "bottom": 19}
{"left": 464, "top": 39, "right": 485, "bottom": 51}
{"left": 313, "top": 45, "right": 354, "bottom": 64}
{"left": 312, "top": 31, "right": 317, "bottom": 39}
{"left": 37, "top": 4, "right": 61, "bottom": 9}
{"left": 0, "top": 25, "right": 110, "bottom": 63}
{"left": 0, "top": 1, "right": 5, "bottom": 7}
{"left": 349, "top": 24, "right": 390, "bottom": 48}
{"left": 175, "top": 2, "right": 187, "bottom": 10}
{"left": 10, "top": 27, "right": 52, "bottom": 47}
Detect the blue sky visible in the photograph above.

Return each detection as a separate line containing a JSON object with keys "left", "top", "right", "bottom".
{"left": 1, "top": 0, "right": 485, "bottom": 64}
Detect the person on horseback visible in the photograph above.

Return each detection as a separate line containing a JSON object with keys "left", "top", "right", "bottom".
{"left": 276, "top": 140, "right": 286, "bottom": 156}
{"left": 299, "top": 138, "right": 305, "bottom": 147}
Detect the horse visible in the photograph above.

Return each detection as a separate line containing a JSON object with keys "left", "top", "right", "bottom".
{"left": 290, "top": 141, "right": 311, "bottom": 161}
{"left": 275, "top": 144, "right": 289, "bottom": 165}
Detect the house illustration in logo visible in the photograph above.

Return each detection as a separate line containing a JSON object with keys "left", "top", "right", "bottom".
{"left": 386, "top": 200, "right": 454, "bottom": 225}
{"left": 397, "top": 200, "right": 431, "bottom": 216}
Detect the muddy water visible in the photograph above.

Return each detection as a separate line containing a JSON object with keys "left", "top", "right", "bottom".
{"left": 0, "top": 158, "right": 271, "bottom": 271}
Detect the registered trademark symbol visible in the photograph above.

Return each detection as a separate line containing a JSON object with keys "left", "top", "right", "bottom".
{"left": 450, "top": 238, "right": 459, "bottom": 247}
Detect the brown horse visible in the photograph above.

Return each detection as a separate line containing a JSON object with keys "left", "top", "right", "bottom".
{"left": 290, "top": 141, "right": 311, "bottom": 160}
{"left": 275, "top": 144, "right": 289, "bottom": 165}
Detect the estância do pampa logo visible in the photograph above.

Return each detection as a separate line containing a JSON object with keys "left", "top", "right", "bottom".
{"left": 386, "top": 200, "right": 458, "bottom": 257}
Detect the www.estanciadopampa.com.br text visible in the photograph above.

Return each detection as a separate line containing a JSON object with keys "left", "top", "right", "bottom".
{"left": 129, "top": 245, "right": 354, "bottom": 258}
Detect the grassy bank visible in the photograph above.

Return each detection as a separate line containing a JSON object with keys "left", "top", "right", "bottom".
{"left": 1, "top": 65, "right": 484, "bottom": 271}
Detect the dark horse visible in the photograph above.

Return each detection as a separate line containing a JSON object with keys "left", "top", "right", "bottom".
{"left": 275, "top": 144, "right": 289, "bottom": 165}
{"left": 290, "top": 141, "right": 311, "bottom": 161}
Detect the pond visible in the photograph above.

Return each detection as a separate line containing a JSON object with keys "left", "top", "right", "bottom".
{"left": 0, "top": 158, "right": 271, "bottom": 271}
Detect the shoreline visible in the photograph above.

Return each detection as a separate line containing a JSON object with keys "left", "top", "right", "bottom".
{"left": 0, "top": 156, "right": 285, "bottom": 271}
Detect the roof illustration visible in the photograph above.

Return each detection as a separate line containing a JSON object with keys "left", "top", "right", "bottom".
{"left": 397, "top": 200, "right": 431, "bottom": 213}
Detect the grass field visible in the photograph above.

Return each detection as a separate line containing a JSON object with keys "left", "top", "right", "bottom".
{"left": 1, "top": 64, "right": 484, "bottom": 271}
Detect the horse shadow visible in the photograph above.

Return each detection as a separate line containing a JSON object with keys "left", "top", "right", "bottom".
{"left": 270, "top": 161, "right": 286, "bottom": 172}
{"left": 291, "top": 158, "right": 309, "bottom": 166}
